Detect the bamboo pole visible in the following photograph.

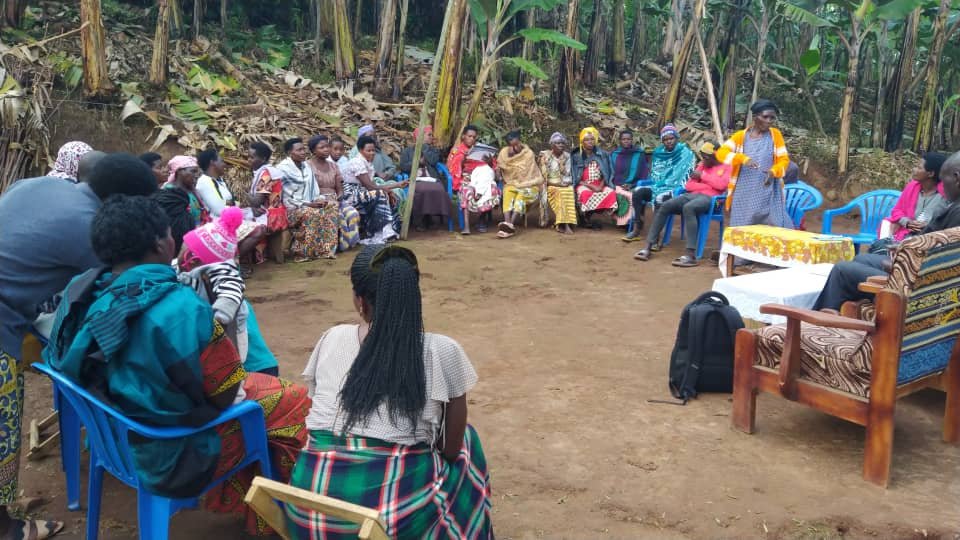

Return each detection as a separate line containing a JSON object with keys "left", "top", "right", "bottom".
{"left": 694, "top": 14, "right": 722, "bottom": 141}
{"left": 399, "top": 0, "right": 457, "bottom": 240}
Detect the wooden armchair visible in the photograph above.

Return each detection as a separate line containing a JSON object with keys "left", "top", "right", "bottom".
{"left": 731, "top": 227, "right": 960, "bottom": 487}
{"left": 244, "top": 476, "right": 388, "bottom": 540}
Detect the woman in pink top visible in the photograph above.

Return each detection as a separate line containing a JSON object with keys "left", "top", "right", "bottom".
{"left": 634, "top": 142, "right": 731, "bottom": 267}
{"left": 881, "top": 153, "right": 948, "bottom": 241}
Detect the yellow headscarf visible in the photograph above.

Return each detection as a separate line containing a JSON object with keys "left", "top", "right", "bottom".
{"left": 579, "top": 127, "right": 600, "bottom": 151}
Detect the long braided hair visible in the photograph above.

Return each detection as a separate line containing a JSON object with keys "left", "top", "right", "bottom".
{"left": 341, "top": 244, "right": 426, "bottom": 432}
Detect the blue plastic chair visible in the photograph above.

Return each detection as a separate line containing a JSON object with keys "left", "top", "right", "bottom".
{"left": 784, "top": 181, "right": 823, "bottom": 229}
{"left": 33, "top": 363, "right": 274, "bottom": 540}
{"left": 661, "top": 188, "right": 727, "bottom": 259}
{"left": 822, "top": 189, "right": 901, "bottom": 252}
{"left": 624, "top": 180, "right": 653, "bottom": 235}
{"left": 438, "top": 163, "right": 463, "bottom": 232}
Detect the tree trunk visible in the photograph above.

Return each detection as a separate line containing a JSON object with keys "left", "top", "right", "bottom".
{"left": 390, "top": 0, "right": 409, "bottom": 99}
{"left": 353, "top": 0, "right": 363, "bottom": 38}
{"left": 748, "top": 11, "right": 771, "bottom": 127}
{"left": 2, "top": 0, "right": 28, "bottom": 27}
{"left": 660, "top": 0, "right": 681, "bottom": 61}
{"left": 884, "top": 7, "right": 919, "bottom": 151}
{"left": 628, "top": 0, "right": 645, "bottom": 73}
{"left": 913, "top": 0, "right": 950, "bottom": 153}
{"left": 837, "top": 31, "right": 860, "bottom": 176}
{"left": 373, "top": 0, "right": 398, "bottom": 96}
{"left": 193, "top": 0, "right": 202, "bottom": 41}
{"left": 220, "top": 0, "right": 227, "bottom": 29}
{"left": 332, "top": 0, "right": 356, "bottom": 80}
{"left": 870, "top": 34, "right": 888, "bottom": 148}
{"left": 432, "top": 0, "right": 468, "bottom": 148}
{"left": 658, "top": 0, "right": 704, "bottom": 127}
{"left": 313, "top": 0, "right": 323, "bottom": 67}
{"left": 607, "top": 0, "right": 626, "bottom": 78}
{"left": 171, "top": 0, "right": 184, "bottom": 34}
{"left": 718, "top": 0, "right": 748, "bottom": 130}
{"left": 554, "top": 0, "right": 580, "bottom": 113}
{"left": 517, "top": 8, "right": 535, "bottom": 88}
{"left": 582, "top": 0, "right": 605, "bottom": 85}
{"left": 150, "top": 0, "right": 171, "bottom": 85}
{"left": 80, "top": 0, "right": 113, "bottom": 98}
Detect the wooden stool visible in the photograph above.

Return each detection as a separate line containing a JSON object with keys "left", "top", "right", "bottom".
{"left": 267, "top": 230, "right": 291, "bottom": 264}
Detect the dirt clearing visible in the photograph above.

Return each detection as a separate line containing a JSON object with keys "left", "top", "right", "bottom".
{"left": 19, "top": 225, "right": 960, "bottom": 539}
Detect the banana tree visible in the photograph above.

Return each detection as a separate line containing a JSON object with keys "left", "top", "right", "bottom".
{"left": 80, "top": 0, "right": 113, "bottom": 98}
{"left": 914, "top": 0, "right": 953, "bottom": 152}
{"left": 459, "top": 0, "right": 586, "bottom": 136}
{"left": 782, "top": 0, "right": 924, "bottom": 175}
{"left": 884, "top": 6, "right": 920, "bottom": 151}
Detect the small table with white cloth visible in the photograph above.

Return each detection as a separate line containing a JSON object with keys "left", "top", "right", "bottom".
{"left": 711, "top": 263, "right": 835, "bottom": 325}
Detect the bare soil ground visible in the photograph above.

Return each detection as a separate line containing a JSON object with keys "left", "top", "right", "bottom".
{"left": 17, "top": 219, "right": 960, "bottom": 539}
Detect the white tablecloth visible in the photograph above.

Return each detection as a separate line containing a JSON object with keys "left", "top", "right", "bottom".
{"left": 712, "top": 264, "right": 834, "bottom": 324}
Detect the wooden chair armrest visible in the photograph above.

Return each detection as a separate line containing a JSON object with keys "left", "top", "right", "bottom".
{"left": 858, "top": 282, "right": 884, "bottom": 294}
{"left": 865, "top": 275, "right": 887, "bottom": 284}
{"left": 759, "top": 304, "right": 875, "bottom": 333}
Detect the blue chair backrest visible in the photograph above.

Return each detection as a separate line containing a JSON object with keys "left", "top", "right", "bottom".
{"left": 851, "top": 190, "right": 901, "bottom": 235}
{"left": 33, "top": 363, "right": 143, "bottom": 488}
{"left": 784, "top": 181, "right": 823, "bottom": 226}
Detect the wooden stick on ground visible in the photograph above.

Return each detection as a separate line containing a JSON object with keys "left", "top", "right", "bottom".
{"left": 399, "top": 0, "right": 457, "bottom": 240}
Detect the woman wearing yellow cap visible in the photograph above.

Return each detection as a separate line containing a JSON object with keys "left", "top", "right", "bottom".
{"left": 570, "top": 127, "right": 616, "bottom": 229}
{"left": 634, "top": 142, "right": 731, "bottom": 266}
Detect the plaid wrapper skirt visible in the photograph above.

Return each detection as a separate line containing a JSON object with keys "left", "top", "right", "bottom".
{"left": 284, "top": 425, "right": 493, "bottom": 539}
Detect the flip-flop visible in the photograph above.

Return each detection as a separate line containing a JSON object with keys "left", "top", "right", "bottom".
{"left": 476, "top": 224, "right": 488, "bottom": 233}
{"left": 672, "top": 255, "right": 699, "bottom": 267}
{"left": 634, "top": 249, "right": 651, "bottom": 261}
{"left": 497, "top": 221, "right": 516, "bottom": 233}
{"left": 650, "top": 243, "right": 662, "bottom": 252}
{"left": 496, "top": 230, "right": 515, "bottom": 239}
{"left": 461, "top": 229, "right": 471, "bottom": 236}
{"left": 9, "top": 519, "right": 64, "bottom": 540}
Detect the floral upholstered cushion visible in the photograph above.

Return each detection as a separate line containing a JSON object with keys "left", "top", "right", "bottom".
{"left": 754, "top": 322, "right": 873, "bottom": 398}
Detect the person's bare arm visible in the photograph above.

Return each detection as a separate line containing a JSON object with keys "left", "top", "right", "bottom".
{"left": 441, "top": 395, "right": 468, "bottom": 463}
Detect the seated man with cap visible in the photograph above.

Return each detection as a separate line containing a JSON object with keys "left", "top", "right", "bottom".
{"left": 634, "top": 142, "right": 731, "bottom": 267}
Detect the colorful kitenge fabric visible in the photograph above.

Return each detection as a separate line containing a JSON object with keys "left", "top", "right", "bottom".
{"left": 502, "top": 184, "right": 540, "bottom": 215}
{"left": 342, "top": 183, "right": 398, "bottom": 239}
{"left": 204, "top": 372, "right": 311, "bottom": 536}
{"left": 459, "top": 166, "right": 501, "bottom": 214}
{"left": 547, "top": 185, "right": 578, "bottom": 226}
{"left": 576, "top": 161, "right": 617, "bottom": 213}
{"left": 722, "top": 225, "right": 855, "bottom": 267}
{"left": 338, "top": 205, "right": 360, "bottom": 251}
{"left": 287, "top": 205, "right": 340, "bottom": 260}
{"left": 614, "top": 186, "right": 634, "bottom": 226}
{"left": 727, "top": 131, "right": 793, "bottom": 228}
{"left": 0, "top": 348, "right": 23, "bottom": 505}
{"left": 285, "top": 426, "right": 493, "bottom": 539}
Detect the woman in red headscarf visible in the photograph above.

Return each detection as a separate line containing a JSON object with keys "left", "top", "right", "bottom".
{"left": 399, "top": 125, "right": 453, "bottom": 232}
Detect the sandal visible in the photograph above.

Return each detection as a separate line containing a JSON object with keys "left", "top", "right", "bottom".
{"left": 497, "top": 221, "right": 516, "bottom": 234}
{"left": 672, "top": 255, "right": 699, "bottom": 267}
{"left": 650, "top": 242, "right": 662, "bottom": 252}
{"left": 634, "top": 249, "right": 651, "bottom": 261}
{"left": 476, "top": 223, "right": 488, "bottom": 233}
{"left": 461, "top": 229, "right": 471, "bottom": 236}
{"left": 496, "top": 230, "right": 515, "bottom": 239}
{"left": 8, "top": 519, "right": 64, "bottom": 540}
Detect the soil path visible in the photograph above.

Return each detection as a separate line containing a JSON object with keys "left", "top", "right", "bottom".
{"left": 18, "top": 223, "right": 960, "bottom": 539}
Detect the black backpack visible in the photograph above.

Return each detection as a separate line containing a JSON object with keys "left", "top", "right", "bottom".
{"left": 668, "top": 291, "right": 744, "bottom": 402}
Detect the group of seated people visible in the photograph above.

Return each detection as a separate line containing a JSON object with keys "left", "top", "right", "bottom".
{"left": 0, "top": 143, "right": 494, "bottom": 539}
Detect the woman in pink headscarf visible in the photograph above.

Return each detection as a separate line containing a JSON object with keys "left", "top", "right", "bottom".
{"left": 399, "top": 125, "right": 452, "bottom": 231}
{"left": 153, "top": 155, "right": 208, "bottom": 250}
{"left": 48, "top": 141, "right": 93, "bottom": 182}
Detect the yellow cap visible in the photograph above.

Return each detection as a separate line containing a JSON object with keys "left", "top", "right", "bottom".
{"left": 699, "top": 142, "right": 716, "bottom": 155}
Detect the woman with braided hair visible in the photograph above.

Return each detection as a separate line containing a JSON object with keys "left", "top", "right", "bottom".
{"left": 287, "top": 244, "right": 493, "bottom": 539}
